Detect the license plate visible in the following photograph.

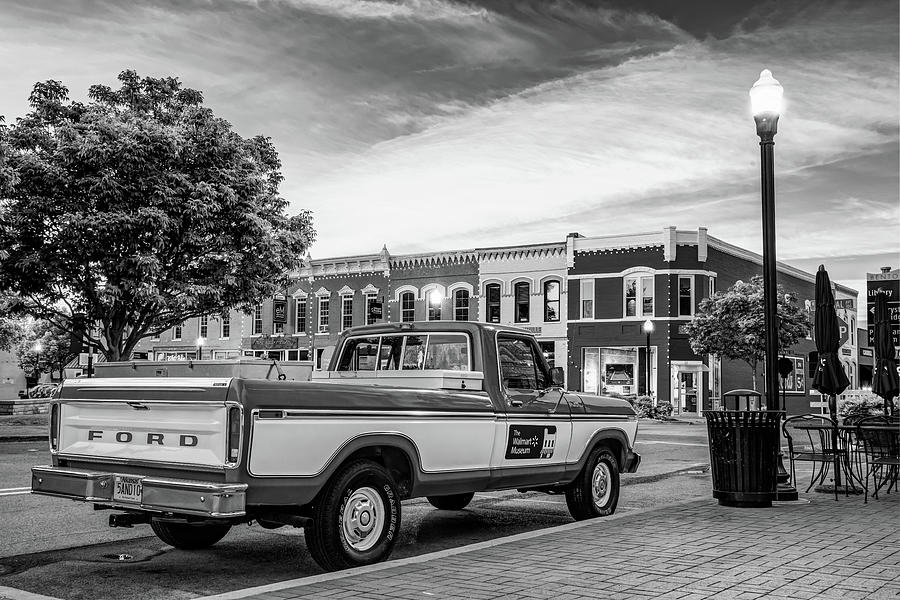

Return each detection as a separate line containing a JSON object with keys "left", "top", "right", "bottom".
{"left": 113, "top": 476, "right": 143, "bottom": 503}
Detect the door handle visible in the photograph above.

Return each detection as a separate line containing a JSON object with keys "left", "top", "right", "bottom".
{"left": 510, "top": 399, "right": 523, "bottom": 407}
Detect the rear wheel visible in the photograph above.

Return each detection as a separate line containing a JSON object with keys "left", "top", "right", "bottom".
{"left": 305, "top": 460, "right": 401, "bottom": 572}
{"left": 150, "top": 519, "right": 231, "bottom": 549}
{"left": 565, "top": 446, "right": 620, "bottom": 521}
{"left": 426, "top": 492, "right": 475, "bottom": 510}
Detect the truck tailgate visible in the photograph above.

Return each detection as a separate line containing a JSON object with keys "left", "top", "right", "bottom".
{"left": 56, "top": 378, "right": 234, "bottom": 468}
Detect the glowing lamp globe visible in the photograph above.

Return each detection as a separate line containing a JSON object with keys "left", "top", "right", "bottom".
{"left": 750, "top": 69, "right": 783, "bottom": 136}
{"left": 642, "top": 319, "right": 654, "bottom": 335}
{"left": 429, "top": 290, "right": 442, "bottom": 306}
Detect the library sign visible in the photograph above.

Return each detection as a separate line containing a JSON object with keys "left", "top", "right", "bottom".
{"left": 867, "top": 269, "right": 900, "bottom": 347}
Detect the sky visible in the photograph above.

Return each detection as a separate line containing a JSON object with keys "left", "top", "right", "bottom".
{"left": 1, "top": 0, "right": 897, "bottom": 327}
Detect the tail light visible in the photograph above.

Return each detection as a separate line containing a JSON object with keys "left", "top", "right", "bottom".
{"left": 49, "top": 403, "right": 59, "bottom": 451}
{"left": 227, "top": 406, "right": 241, "bottom": 464}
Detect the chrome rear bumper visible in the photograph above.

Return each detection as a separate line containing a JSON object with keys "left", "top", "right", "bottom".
{"left": 31, "top": 465, "right": 247, "bottom": 518}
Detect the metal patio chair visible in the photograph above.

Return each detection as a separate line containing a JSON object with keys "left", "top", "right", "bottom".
{"left": 856, "top": 416, "right": 900, "bottom": 502}
{"left": 782, "top": 414, "right": 844, "bottom": 500}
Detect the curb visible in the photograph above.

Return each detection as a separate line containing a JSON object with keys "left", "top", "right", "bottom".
{"left": 196, "top": 496, "right": 709, "bottom": 600}
{"left": 0, "top": 585, "right": 61, "bottom": 600}
{"left": 0, "top": 436, "right": 46, "bottom": 444}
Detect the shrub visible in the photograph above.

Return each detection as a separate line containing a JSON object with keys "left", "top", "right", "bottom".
{"left": 838, "top": 394, "right": 884, "bottom": 422}
{"left": 653, "top": 400, "right": 674, "bottom": 419}
{"left": 631, "top": 396, "right": 674, "bottom": 420}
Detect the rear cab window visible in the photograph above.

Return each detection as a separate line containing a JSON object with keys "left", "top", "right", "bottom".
{"left": 336, "top": 332, "right": 472, "bottom": 372}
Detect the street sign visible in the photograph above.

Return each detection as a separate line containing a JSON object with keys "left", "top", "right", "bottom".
{"left": 867, "top": 271, "right": 900, "bottom": 348}
{"left": 838, "top": 316, "right": 850, "bottom": 347}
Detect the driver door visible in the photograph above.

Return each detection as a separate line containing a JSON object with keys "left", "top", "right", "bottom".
{"left": 494, "top": 334, "right": 572, "bottom": 476}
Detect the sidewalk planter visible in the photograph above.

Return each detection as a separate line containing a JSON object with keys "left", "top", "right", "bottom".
{"left": 704, "top": 410, "right": 784, "bottom": 508}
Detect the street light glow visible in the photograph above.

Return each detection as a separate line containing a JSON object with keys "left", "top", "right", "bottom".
{"left": 33, "top": 342, "right": 43, "bottom": 353}
{"left": 196, "top": 336, "right": 206, "bottom": 347}
{"left": 749, "top": 69, "right": 783, "bottom": 116}
{"left": 642, "top": 319, "right": 654, "bottom": 334}
{"left": 429, "top": 290, "right": 442, "bottom": 306}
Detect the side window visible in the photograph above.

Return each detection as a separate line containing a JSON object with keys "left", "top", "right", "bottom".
{"left": 336, "top": 337, "right": 380, "bottom": 371}
{"left": 424, "top": 334, "right": 470, "bottom": 370}
{"left": 497, "top": 336, "right": 547, "bottom": 390}
{"left": 401, "top": 335, "right": 427, "bottom": 370}
{"left": 378, "top": 336, "right": 404, "bottom": 370}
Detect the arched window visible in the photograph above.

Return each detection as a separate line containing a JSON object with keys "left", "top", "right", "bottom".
{"left": 486, "top": 283, "right": 501, "bottom": 323}
{"left": 544, "top": 281, "right": 560, "bottom": 322}
{"left": 401, "top": 291, "right": 415, "bottom": 322}
{"left": 514, "top": 282, "right": 530, "bottom": 323}
{"left": 454, "top": 289, "right": 470, "bottom": 321}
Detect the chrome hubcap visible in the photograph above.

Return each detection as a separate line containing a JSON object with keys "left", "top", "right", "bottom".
{"left": 342, "top": 487, "right": 384, "bottom": 551}
{"left": 591, "top": 462, "right": 611, "bottom": 508}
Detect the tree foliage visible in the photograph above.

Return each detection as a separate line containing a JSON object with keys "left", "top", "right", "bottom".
{"left": 0, "top": 71, "right": 315, "bottom": 360}
{"left": 15, "top": 318, "right": 73, "bottom": 380}
{"left": 685, "top": 275, "right": 810, "bottom": 390}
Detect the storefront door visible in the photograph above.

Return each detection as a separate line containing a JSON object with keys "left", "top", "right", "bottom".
{"left": 671, "top": 363, "right": 704, "bottom": 416}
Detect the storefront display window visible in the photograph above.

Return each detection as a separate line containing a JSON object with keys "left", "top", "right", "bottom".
{"left": 582, "top": 346, "right": 655, "bottom": 399}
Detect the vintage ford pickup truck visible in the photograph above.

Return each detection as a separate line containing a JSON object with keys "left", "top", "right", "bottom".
{"left": 32, "top": 321, "right": 640, "bottom": 571}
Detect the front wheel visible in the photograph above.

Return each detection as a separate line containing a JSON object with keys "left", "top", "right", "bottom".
{"left": 426, "top": 492, "right": 475, "bottom": 510}
{"left": 150, "top": 519, "right": 231, "bottom": 549}
{"left": 305, "top": 460, "right": 401, "bottom": 572}
{"left": 565, "top": 446, "right": 620, "bottom": 520}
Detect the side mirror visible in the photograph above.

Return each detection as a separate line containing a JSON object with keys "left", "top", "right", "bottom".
{"left": 550, "top": 366, "right": 565, "bottom": 387}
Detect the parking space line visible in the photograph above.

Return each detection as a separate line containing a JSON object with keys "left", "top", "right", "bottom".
{"left": 0, "top": 487, "right": 31, "bottom": 497}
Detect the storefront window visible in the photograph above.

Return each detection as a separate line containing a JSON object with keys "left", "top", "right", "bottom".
{"left": 582, "top": 346, "right": 655, "bottom": 399}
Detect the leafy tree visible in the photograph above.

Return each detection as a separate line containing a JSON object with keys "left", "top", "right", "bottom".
{"left": 0, "top": 71, "right": 314, "bottom": 361}
{"left": 685, "top": 275, "right": 810, "bottom": 390}
{"left": 15, "top": 318, "right": 73, "bottom": 381}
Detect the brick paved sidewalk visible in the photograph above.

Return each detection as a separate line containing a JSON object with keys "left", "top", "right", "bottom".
{"left": 200, "top": 492, "right": 900, "bottom": 600}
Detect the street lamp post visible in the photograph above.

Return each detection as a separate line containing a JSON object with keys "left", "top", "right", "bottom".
{"left": 643, "top": 319, "right": 654, "bottom": 398}
{"left": 750, "top": 69, "right": 797, "bottom": 501}
{"left": 196, "top": 337, "right": 205, "bottom": 361}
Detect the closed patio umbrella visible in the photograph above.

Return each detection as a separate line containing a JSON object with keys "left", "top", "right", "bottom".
{"left": 811, "top": 265, "right": 850, "bottom": 492}
{"left": 872, "top": 291, "right": 899, "bottom": 416}
{"left": 812, "top": 265, "right": 851, "bottom": 399}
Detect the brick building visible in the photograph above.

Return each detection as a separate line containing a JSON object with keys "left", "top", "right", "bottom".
{"left": 241, "top": 249, "right": 391, "bottom": 368}
{"left": 387, "top": 250, "right": 479, "bottom": 326}
{"left": 124, "top": 228, "right": 859, "bottom": 418}
{"left": 566, "top": 227, "right": 858, "bottom": 417}
{"left": 478, "top": 242, "right": 568, "bottom": 376}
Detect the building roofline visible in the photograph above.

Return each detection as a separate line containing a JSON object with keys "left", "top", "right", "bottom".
{"left": 706, "top": 235, "right": 858, "bottom": 296}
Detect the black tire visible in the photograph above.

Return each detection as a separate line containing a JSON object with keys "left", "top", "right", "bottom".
{"left": 304, "top": 460, "right": 401, "bottom": 572}
{"left": 565, "top": 446, "right": 620, "bottom": 521}
{"left": 150, "top": 519, "right": 231, "bottom": 549}
{"left": 426, "top": 492, "right": 475, "bottom": 510}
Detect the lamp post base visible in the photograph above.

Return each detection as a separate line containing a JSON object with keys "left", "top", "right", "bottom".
{"left": 775, "top": 451, "right": 798, "bottom": 501}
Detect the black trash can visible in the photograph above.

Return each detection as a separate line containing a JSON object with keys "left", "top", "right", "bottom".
{"left": 704, "top": 410, "right": 783, "bottom": 508}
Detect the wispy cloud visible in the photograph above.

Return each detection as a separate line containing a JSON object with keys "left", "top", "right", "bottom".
{"left": 0, "top": 0, "right": 896, "bottom": 317}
